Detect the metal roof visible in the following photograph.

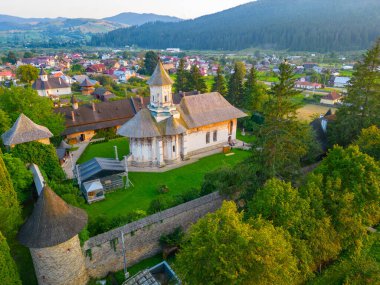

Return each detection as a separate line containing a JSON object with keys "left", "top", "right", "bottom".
{"left": 78, "top": 157, "right": 126, "bottom": 182}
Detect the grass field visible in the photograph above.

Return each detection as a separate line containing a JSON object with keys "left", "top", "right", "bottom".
{"left": 82, "top": 149, "right": 250, "bottom": 220}
{"left": 297, "top": 104, "right": 337, "bottom": 122}
{"left": 77, "top": 138, "right": 130, "bottom": 164}
{"left": 236, "top": 129, "right": 256, "bottom": 144}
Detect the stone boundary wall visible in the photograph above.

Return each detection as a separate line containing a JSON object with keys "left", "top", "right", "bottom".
{"left": 83, "top": 191, "right": 223, "bottom": 278}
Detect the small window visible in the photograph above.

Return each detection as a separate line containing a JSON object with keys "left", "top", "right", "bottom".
{"left": 173, "top": 145, "right": 176, "bottom": 152}
{"left": 165, "top": 96, "right": 168, "bottom": 102}
{"left": 206, "top": 132, "right": 210, "bottom": 144}
{"left": 213, "top": 130, "right": 217, "bottom": 142}
{"left": 152, "top": 95, "right": 155, "bottom": 101}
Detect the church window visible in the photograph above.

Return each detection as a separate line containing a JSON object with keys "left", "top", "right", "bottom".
{"left": 213, "top": 130, "right": 218, "bottom": 142}
{"left": 228, "top": 121, "right": 233, "bottom": 135}
{"left": 173, "top": 145, "right": 176, "bottom": 152}
{"left": 206, "top": 132, "right": 210, "bottom": 144}
{"left": 165, "top": 96, "right": 168, "bottom": 102}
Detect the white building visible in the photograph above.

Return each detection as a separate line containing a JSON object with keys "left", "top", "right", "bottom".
{"left": 32, "top": 68, "right": 71, "bottom": 97}
{"left": 334, "top": 76, "right": 350, "bottom": 88}
{"left": 117, "top": 62, "right": 246, "bottom": 167}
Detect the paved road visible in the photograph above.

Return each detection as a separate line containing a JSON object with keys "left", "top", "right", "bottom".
{"left": 62, "top": 142, "right": 89, "bottom": 179}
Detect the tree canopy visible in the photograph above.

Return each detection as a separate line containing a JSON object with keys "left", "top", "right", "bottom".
{"left": 16, "top": 65, "right": 39, "bottom": 84}
{"left": 0, "top": 231, "right": 22, "bottom": 285}
{"left": 175, "top": 201, "right": 299, "bottom": 285}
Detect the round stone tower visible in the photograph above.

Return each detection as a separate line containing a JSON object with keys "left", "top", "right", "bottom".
{"left": 18, "top": 186, "right": 89, "bottom": 285}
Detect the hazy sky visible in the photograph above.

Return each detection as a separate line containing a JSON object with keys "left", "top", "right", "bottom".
{"left": 0, "top": 0, "right": 254, "bottom": 19}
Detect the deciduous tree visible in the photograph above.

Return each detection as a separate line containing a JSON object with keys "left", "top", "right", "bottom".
{"left": 16, "top": 65, "right": 39, "bottom": 84}
{"left": 175, "top": 201, "right": 299, "bottom": 285}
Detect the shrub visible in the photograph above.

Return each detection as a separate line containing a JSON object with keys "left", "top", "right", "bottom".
{"left": 157, "top": 184, "right": 169, "bottom": 194}
{"left": 159, "top": 227, "right": 184, "bottom": 248}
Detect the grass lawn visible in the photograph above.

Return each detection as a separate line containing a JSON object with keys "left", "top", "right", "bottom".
{"left": 82, "top": 149, "right": 250, "bottom": 220}
{"left": 77, "top": 138, "right": 130, "bottom": 164}
{"left": 236, "top": 129, "right": 256, "bottom": 144}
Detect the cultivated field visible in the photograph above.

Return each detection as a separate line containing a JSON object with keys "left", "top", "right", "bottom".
{"left": 297, "top": 104, "right": 337, "bottom": 122}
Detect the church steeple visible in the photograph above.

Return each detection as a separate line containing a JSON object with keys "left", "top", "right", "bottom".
{"left": 147, "top": 61, "right": 177, "bottom": 122}
{"left": 147, "top": 61, "right": 174, "bottom": 108}
{"left": 39, "top": 67, "right": 48, "bottom": 82}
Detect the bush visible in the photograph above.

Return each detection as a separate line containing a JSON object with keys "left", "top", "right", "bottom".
{"left": 157, "top": 184, "right": 169, "bottom": 194}
{"left": 159, "top": 227, "right": 184, "bottom": 247}
{"left": 88, "top": 210, "right": 147, "bottom": 236}
{"left": 11, "top": 142, "right": 65, "bottom": 181}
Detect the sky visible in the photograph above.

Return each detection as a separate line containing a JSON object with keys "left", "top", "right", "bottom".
{"left": 0, "top": 0, "right": 254, "bottom": 20}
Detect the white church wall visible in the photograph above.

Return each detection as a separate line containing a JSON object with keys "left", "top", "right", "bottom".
{"left": 186, "top": 120, "right": 236, "bottom": 154}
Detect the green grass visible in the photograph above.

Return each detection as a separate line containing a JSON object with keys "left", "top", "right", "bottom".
{"left": 236, "top": 129, "right": 256, "bottom": 144}
{"left": 77, "top": 138, "right": 130, "bottom": 164}
{"left": 82, "top": 149, "right": 250, "bottom": 220}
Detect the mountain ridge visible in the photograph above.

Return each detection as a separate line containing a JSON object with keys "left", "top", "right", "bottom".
{"left": 91, "top": 0, "right": 380, "bottom": 52}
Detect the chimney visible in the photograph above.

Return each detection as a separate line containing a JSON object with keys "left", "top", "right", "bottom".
{"left": 92, "top": 102, "right": 96, "bottom": 112}
{"left": 71, "top": 111, "right": 75, "bottom": 121}
{"left": 59, "top": 77, "right": 62, "bottom": 85}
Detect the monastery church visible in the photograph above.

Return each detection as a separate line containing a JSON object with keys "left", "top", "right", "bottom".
{"left": 117, "top": 62, "right": 246, "bottom": 167}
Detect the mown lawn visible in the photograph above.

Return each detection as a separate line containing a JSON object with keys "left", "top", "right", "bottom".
{"left": 236, "top": 129, "right": 256, "bottom": 144}
{"left": 82, "top": 149, "right": 250, "bottom": 220}
{"left": 77, "top": 138, "right": 130, "bottom": 164}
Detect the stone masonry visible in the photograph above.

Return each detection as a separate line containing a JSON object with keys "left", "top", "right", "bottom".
{"left": 30, "top": 235, "right": 88, "bottom": 285}
{"left": 83, "top": 191, "right": 223, "bottom": 278}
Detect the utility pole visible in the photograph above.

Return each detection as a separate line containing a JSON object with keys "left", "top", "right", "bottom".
{"left": 114, "top": 145, "right": 119, "bottom": 161}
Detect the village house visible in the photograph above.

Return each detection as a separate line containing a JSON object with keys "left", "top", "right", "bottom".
{"left": 117, "top": 62, "right": 246, "bottom": 167}
{"left": 92, "top": 87, "right": 116, "bottom": 101}
{"left": 20, "top": 56, "right": 56, "bottom": 67}
{"left": 295, "top": 80, "right": 323, "bottom": 90}
{"left": 334, "top": 76, "right": 350, "bottom": 88}
{"left": 86, "top": 64, "right": 106, "bottom": 74}
{"left": 1, "top": 113, "right": 53, "bottom": 149}
{"left": 32, "top": 68, "right": 72, "bottom": 97}
{"left": 80, "top": 78, "right": 96, "bottom": 95}
{"left": 320, "top": 91, "right": 342, "bottom": 105}
{"left": 0, "top": 70, "right": 15, "bottom": 82}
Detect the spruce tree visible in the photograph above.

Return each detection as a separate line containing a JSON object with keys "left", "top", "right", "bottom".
{"left": 253, "top": 62, "right": 317, "bottom": 179}
{"left": 174, "top": 58, "right": 188, "bottom": 93}
{"left": 212, "top": 66, "right": 227, "bottom": 96}
{"left": 144, "top": 51, "right": 159, "bottom": 75}
{"left": 187, "top": 65, "right": 207, "bottom": 93}
{"left": 227, "top": 62, "right": 246, "bottom": 107}
{"left": 244, "top": 66, "right": 268, "bottom": 112}
{"left": 0, "top": 231, "right": 21, "bottom": 285}
{"left": 0, "top": 155, "right": 22, "bottom": 239}
{"left": 330, "top": 39, "right": 380, "bottom": 146}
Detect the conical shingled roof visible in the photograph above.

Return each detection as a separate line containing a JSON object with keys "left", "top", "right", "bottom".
{"left": 80, "top": 78, "right": 95, "bottom": 87}
{"left": 1, "top": 113, "right": 53, "bottom": 146}
{"left": 18, "top": 186, "right": 88, "bottom": 248}
{"left": 147, "top": 61, "right": 174, "bottom": 86}
{"left": 117, "top": 108, "right": 162, "bottom": 138}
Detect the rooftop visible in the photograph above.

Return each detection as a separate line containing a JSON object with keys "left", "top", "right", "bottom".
{"left": 147, "top": 61, "right": 174, "bottom": 86}
{"left": 18, "top": 186, "right": 88, "bottom": 248}
{"left": 1, "top": 113, "right": 53, "bottom": 146}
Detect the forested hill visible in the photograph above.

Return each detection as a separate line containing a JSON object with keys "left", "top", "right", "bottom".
{"left": 91, "top": 0, "right": 380, "bottom": 52}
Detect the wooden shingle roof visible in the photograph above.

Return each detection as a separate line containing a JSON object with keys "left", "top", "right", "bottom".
{"left": 1, "top": 113, "right": 53, "bottom": 146}
{"left": 147, "top": 61, "right": 174, "bottom": 86}
{"left": 178, "top": 92, "right": 247, "bottom": 129}
{"left": 18, "top": 186, "right": 88, "bottom": 248}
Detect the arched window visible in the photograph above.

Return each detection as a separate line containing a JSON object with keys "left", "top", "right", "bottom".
{"left": 228, "top": 121, "right": 233, "bottom": 135}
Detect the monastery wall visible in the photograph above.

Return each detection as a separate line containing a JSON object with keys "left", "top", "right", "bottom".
{"left": 83, "top": 191, "right": 223, "bottom": 278}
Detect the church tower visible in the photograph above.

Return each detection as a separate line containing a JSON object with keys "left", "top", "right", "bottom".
{"left": 18, "top": 186, "right": 89, "bottom": 285}
{"left": 147, "top": 61, "right": 177, "bottom": 122}
{"left": 39, "top": 67, "right": 48, "bottom": 82}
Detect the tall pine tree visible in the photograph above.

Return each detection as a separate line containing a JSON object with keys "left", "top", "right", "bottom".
{"left": 144, "top": 51, "right": 159, "bottom": 75}
{"left": 330, "top": 39, "right": 380, "bottom": 146}
{"left": 0, "top": 154, "right": 22, "bottom": 240}
{"left": 187, "top": 65, "right": 207, "bottom": 93}
{"left": 212, "top": 66, "right": 227, "bottom": 96}
{"left": 253, "top": 62, "right": 317, "bottom": 179}
{"left": 244, "top": 66, "right": 268, "bottom": 112}
{"left": 227, "top": 62, "right": 246, "bottom": 108}
{"left": 174, "top": 58, "right": 188, "bottom": 93}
